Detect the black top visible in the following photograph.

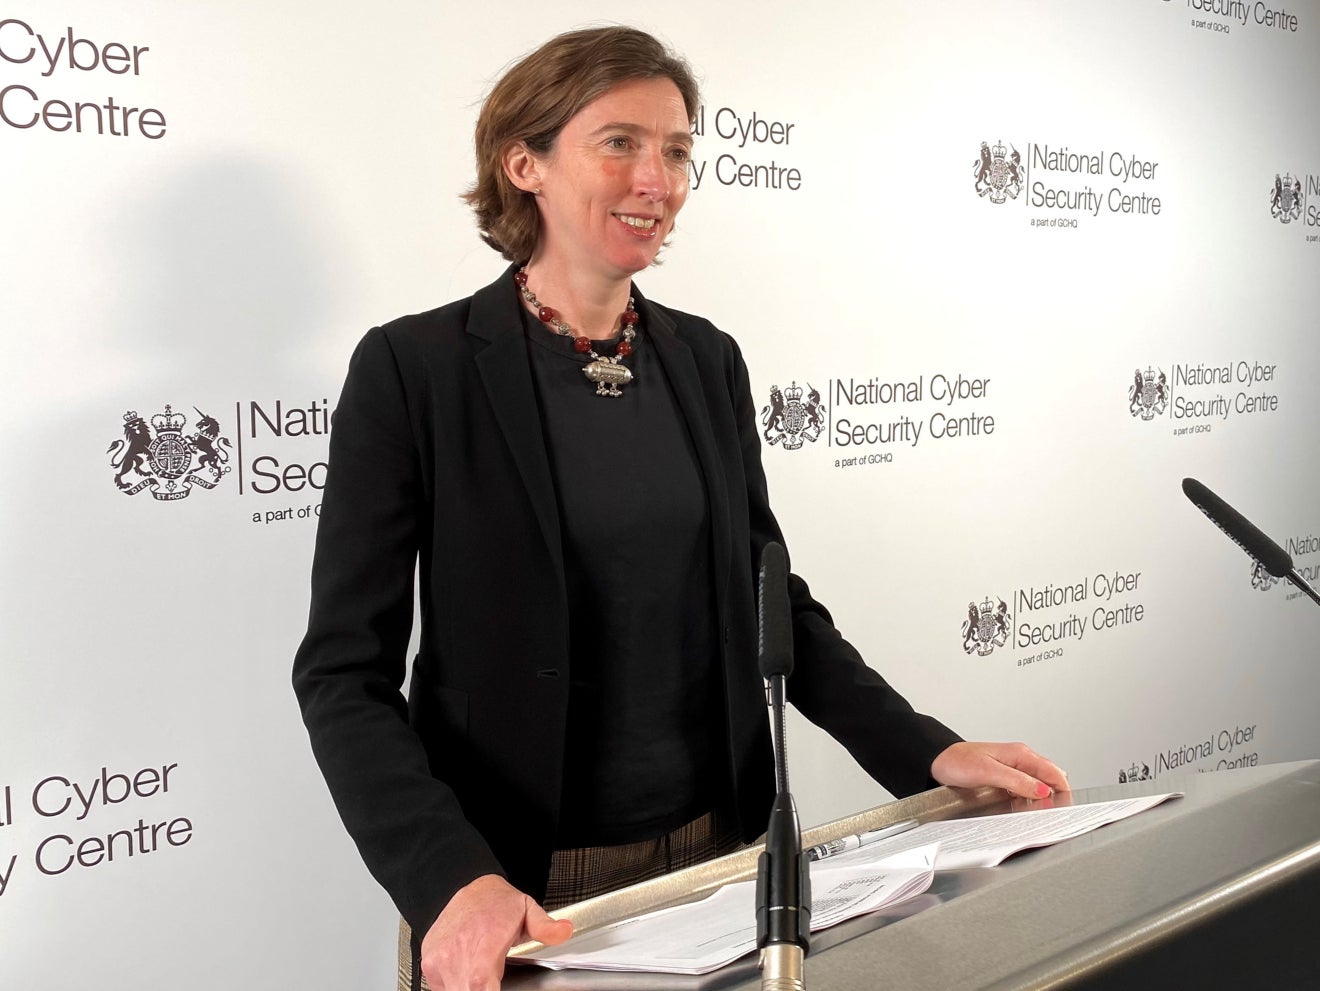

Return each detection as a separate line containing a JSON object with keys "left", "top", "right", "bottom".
{"left": 521, "top": 304, "right": 726, "bottom": 846}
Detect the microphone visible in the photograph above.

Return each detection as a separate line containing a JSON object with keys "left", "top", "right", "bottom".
{"left": 755, "top": 542, "right": 810, "bottom": 991}
{"left": 1181, "top": 478, "right": 1290, "bottom": 577}
{"left": 1182, "top": 478, "right": 1320, "bottom": 608}
{"left": 758, "top": 540, "right": 794, "bottom": 681}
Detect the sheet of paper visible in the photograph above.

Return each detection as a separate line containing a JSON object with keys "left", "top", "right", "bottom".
{"left": 825, "top": 793, "right": 1182, "bottom": 872}
{"left": 519, "top": 843, "right": 938, "bottom": 975}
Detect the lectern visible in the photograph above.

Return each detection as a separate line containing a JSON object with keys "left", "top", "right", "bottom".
{"left": 503, "top": 759, "right": 1320, "bottom": 989}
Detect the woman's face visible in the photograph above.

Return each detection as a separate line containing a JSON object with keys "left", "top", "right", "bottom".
{"left": 528, "top": 76, "right": 693, "bottom": 281}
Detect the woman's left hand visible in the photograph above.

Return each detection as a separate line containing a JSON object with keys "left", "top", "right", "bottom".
{"left": 930, "top": 741, "right": 1070, "bottom": 799}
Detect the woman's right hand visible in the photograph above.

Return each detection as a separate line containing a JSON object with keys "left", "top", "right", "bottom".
{"left": 420, "top": 874, "right": 574, "bottom": 990}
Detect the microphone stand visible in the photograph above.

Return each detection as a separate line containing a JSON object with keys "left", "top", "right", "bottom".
{"left": 756, "top": 671, "right": 811, "bottom": 991}
{"left": 1286, "top": 569, "right": 1320, "bottom": 608}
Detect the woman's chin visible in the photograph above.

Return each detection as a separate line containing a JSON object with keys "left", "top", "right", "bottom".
{"left": 606, "top": 244, "right": 664, "bottom": 276}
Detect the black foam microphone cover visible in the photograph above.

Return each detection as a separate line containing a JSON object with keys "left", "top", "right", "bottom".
{"left": 758, "top": 542, "right": 794, "bottom": 679}
{"left": 1182, "top": 477, "right": 1292, "bottom": 578}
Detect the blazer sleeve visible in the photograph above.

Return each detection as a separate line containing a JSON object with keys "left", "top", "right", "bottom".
{"left": 725, "top": 336, "right": 963, "bottom": 798}
{"left": 292, "top": 326, "right": 504, "bottom": 936}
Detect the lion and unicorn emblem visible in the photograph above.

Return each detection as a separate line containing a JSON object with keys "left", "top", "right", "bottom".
{"left": 107, "top": 404, "right": 231, "bottom": 500}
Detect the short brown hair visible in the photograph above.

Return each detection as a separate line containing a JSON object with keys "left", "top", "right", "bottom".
{"left": 463, "top": 27, "right": 700, "bottom": 262}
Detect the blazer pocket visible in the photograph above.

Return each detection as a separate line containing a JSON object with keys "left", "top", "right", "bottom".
{"left": 408, "top": 668, "right": 470, "bottom": 780}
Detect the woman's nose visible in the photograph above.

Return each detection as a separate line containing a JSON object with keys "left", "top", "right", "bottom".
{"left": 633, "top": 149, "right": 671, "bottom": 201}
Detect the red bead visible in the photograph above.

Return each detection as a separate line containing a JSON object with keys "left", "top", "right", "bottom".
{"left": 513, "top": 270, "right": 528, "bottom": 287}
{"left": 616, "top": 341, "right": 633, "bottom": 357}
{"left": 620, "top": 309, "right": 639, "bottom": 326}
{"left": 573, "top": 336, "right": 592, "bottom": 353}
{"left": 538, "top": 306, "right": 557, "bottom": 324}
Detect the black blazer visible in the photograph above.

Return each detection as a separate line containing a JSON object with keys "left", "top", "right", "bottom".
{"left": 293, "top": 266, "right": 960, "bottom": 936}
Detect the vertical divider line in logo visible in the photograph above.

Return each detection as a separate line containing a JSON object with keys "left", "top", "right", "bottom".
{"left": 1022, "top": 139, "right": 1029, "bottom": 209}
{"left": 826, "top": 378, "right": 833, "bottom": 447}
{"left": 233, "top": 402, "right": 245, "bottom": 495}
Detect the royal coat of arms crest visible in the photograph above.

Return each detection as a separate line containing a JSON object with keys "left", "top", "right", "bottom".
{"left": 1270, "top": 173, "right": 1302, "bottom": 224}
{"left": 962, "top": 596, "right": 1011, "bottom": 656}
{"left": 761, "top": 382, "right": 826, "bottom": 451}
{"left": 974, "top": 140, "right": 1023, "bottom": 205}
{"left": 107, "top": 404, "right": 232, "bottom": 500}
{"left": 1128, "top": 368, "right": 1168, "bottom": 421}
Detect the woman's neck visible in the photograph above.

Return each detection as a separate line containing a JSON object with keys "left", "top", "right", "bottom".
{"left": 520, "top": 258, "right": 633, "bottom": 340}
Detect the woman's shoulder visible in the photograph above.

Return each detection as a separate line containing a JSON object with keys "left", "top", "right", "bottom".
{"left": 336, "top": 295, "right": 480, "bottom": 402}
{"left": 373, "top": 295, "right": 475, "bottom": 350}
{"left": 367, "top": 267, "right": 520, "bottom": 356}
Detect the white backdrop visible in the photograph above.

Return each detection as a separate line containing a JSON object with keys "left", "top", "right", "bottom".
{"left": 3, "top": 1, "right": 1318, "bottom": 986}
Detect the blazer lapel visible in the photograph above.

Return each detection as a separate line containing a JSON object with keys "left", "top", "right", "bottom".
{"left": 644, "top": 295, "right": 734, "bottom": 603}
{"left": 466, "top": 269, "right": 565, "bottom": 571}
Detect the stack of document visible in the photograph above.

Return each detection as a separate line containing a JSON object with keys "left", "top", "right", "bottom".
{"left": 521, "top": 844, "right": 938, "bottom": 975}
{"left": 517, "top": 793, "right": 1180, "bottom": 975}
{"left": 827, "top": 794, "right": 1180, "bottom": 872}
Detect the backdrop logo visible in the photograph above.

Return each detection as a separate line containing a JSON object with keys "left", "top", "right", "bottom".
{"left": 973, "top": 138, "right": 1163, "bottom": 223}
{"left": 107, "top": 405, "right": 232, "bottom": 501}
{"left": 1145, "top": 359, "right": 1282, "bottom": 436}
{"left": 1128, "top": 367, "right": 1169, "bottom": 420}
{"left": 1270, "top": 173, "right": 1302, "bottom": 224}
{"left": 0, "top": 18, "right": 170, "bottom": 139}
{"left": 1250, "top": 560, "right": 1280, "bottom": 591}
{"left": 973, "top": 140, "right": 1023, "bottom": 204}
{"left": 761, "top": 382, "right": 825, "bottom": 450}
{"left": 1176, "top": 2, "right": 1300, "bottom": 33}
{"left": 685, "top": 102, "right": 805, "bottom": 193}
{"left": 1128, "top": 721, "right": 1262, "bottom": 779}
{"left": 962, "top": 596, "right": 1010, "bottom": 656}
{"left": 1118, "top": 761, "right": 1152, "bottom": 784}
{"left": 761, "top": 370, "right": 997, "bottom": 468}
{"left": 1253, "top": 532, "right": 1319, "bottom": 596}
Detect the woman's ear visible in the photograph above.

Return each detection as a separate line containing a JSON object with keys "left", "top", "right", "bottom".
{"left": 502, "top": 141, "right": 542, "bottom": 194}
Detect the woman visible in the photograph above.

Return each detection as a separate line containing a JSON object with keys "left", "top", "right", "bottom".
{"left": 293, "top": 26, "right": 1067, "bottom": 991}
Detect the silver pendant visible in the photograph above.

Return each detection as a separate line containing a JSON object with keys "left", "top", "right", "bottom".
{"left": 583, "top": 359, "right": 632, "bottom": 397}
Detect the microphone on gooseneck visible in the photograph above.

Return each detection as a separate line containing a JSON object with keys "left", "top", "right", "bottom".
{"left": 1182, "top": 478, "right": 1320, "bottom": 609}
{"left": 755, "top": 542, "right": 810, "bottom": 991}
{"left": 758, "top": 541, "right": 795, "bottom": 682}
